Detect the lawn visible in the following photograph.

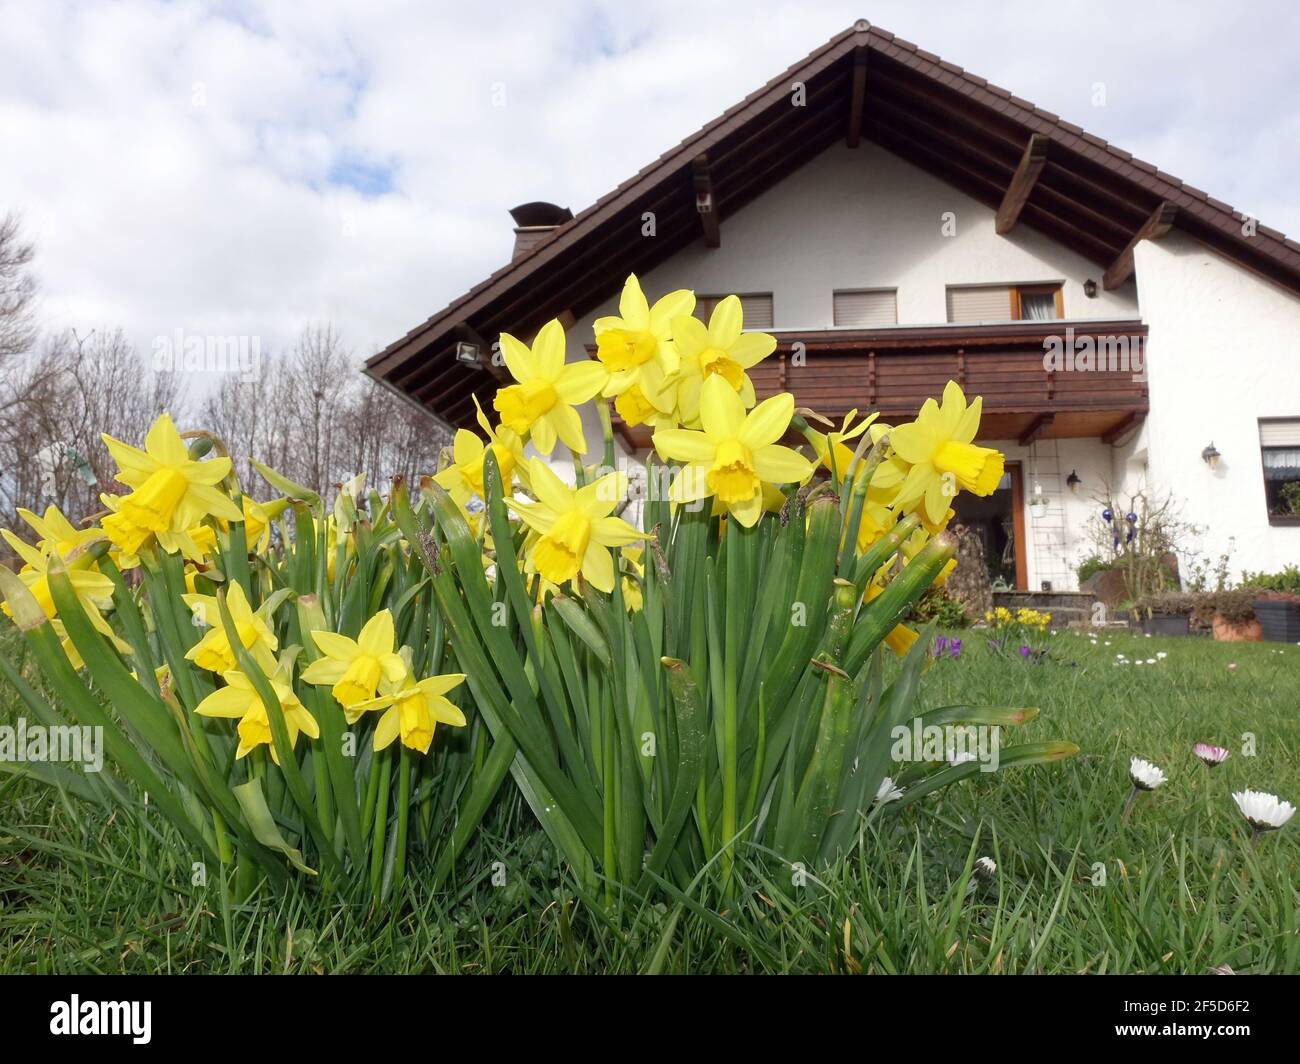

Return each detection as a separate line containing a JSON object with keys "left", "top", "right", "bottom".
{"left": 1, "top": 625, "right": 1297, "bottom": 974}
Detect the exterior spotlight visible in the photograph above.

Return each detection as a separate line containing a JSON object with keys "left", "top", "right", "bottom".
{"left": 454, "top": 340, "right": 480, "bottom": 366}
{"left": 1066, "top": 469, "right": 1081, "bottom": 494}
{"left": 1083, "top": 278, "right": 1098, "bottom": 298}
{"left": 1201, "top": 442, "right": 1221, "bottom": 470}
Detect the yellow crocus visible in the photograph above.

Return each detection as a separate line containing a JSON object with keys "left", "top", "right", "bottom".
{"left": 652, "top": 376, "right": 813, "bottom": 528}
{"left": 348, "top": 666, "right": 467, "bottom": 754}
{"left": 182, "top": 581, "right": 279, "bottom": 674}
{"left": 888, "top": 381, "right": 1004, "bottom": 526}
{"left": 593, "top": 274, "right": 694, "bottom": 426}
{"left": 493, "top": 319, "right": 607, "bottom": 455}
{"left": 194, "top": 652, "right": 319, "bottom": 763}
{"left": 301, "top": 609, "right": 407, "bottom": 717}
{"left": 101, "top": 413, "right": 242, "bottom": 553}
{"left": 511, "top": 458, "right": 647, "bottom": 593}
{"left": 668, "top": 295, "right": 775, "bottom": 427}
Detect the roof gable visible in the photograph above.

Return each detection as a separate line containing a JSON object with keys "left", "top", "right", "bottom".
{"left": 367, "top": 20, "right": 1300, "bottom": 424}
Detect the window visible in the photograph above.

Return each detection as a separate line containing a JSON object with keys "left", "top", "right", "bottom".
{"left": 696, "top": 292, "right": 773, "bottom": 329}
{"left": 833, "top": 289, "right": 897, "bottom": 327}
{"left": 1260, "top": 419, "right": 1300, "bottom": 522}
{"left": 946, "top": 284, "right": 1063, "bottom": 323}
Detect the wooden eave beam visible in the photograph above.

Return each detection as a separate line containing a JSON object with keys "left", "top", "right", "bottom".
{"left": 692, "top": 154, "right": 720, "bottom": 248}
{"left": 846, "top": 44, "right": 868, "bottom": 147}
{"left": 1101, "top": 412, "right": 1145, "bottom": 445}
{"left": 1018, "top": 413, "right": 1055, "bottom": 445}
{"left": 1103, "top": 202, "right": 1178, "bottom": 290}
{"left": 996, "top": 134, "right": 1049, "bottom": 235}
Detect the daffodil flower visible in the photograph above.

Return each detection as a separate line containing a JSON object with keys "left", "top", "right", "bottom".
{"left": 888, "top": 381, "right": 1005, "bottom": 526}
{"left": 512, "top": 458, "right": 647, "bottom": 592}
{"left": 435, "top": 397, "right": 528, "bottom": 504}
{"left": 652, "top": 375, "right": 813, "bottom": 527}
{"left": 101, "top": 414, "right": 242, "bottom": 553}
{"left": 302, "top": 609, "right": 407, "bottom": 716}
{"left": 12, "top": 505, "right": 103, "bottom": 557}
{"left": 594, "top": 274, "right": 694, "bottom": 424}
{"left": 194, "top": 654, "right": 319, "bottom": 763}
{"left": 620, "top": 546, "right": 645, "bottom": 612}
{"left": 182, "top": 581, "right": 279, "bottom": 674}
{"left": 221, "top": 495, "right": 288, "bottom": 554}
{"left": 493, "top": 319, "right": 607, "bottom": 455}
{"left": 668, "top": 295, "right": 775, "bottom": 427}
{"left": 348, "top": 669, "right": 468, "bottom": 754}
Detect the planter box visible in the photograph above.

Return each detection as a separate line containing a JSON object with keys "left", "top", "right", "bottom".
{"left": 1142, "top": 614, "right": 1191, "bottom": 637}
{"left": 1212, "top": 614, "right": 1262, "bottom": 642}
{"left": 1253, "top": 599, "right": 1300, "bottom": 643}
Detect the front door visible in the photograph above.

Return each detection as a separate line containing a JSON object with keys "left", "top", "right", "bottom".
{"left": 950, "top": 461, "right": 1027, "bottom": 590}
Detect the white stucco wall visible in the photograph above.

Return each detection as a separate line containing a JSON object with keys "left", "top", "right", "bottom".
{"left": 1134, "top": 232, "right": 1300, "bottom": 579}
{"left": 569, "top": 141, "right": 1139, "bottom": 337}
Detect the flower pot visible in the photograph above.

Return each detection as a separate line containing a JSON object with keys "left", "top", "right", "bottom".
{"left": 1211, "top": 613, "right": 1262, "bottom": 642}
{"left": 1252, "top": 598, "right": 1300, "bottom": 643}
{"left": 1142, "top": 613, "right": 1190, "bottom": 637}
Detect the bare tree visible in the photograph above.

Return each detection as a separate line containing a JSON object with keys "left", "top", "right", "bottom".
{"left": 0, "top": 212, "right": 37, "bottom": 359}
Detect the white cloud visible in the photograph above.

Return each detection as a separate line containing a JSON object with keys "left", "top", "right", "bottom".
{"left": 1, "top": 0, "right": 1297, "bottom": 370}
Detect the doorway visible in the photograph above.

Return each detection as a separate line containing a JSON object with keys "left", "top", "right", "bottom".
{"left": 951, "top": 461, "right": 1027, "bottom": 590}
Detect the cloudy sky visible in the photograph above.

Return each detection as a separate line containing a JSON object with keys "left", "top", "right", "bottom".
{"left": 2, "top": 0, "right": 1297, "bottom": 367}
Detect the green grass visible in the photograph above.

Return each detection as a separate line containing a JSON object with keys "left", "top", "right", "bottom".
{"left": 2, "top": 626, "right": 1297, "bottom": 974}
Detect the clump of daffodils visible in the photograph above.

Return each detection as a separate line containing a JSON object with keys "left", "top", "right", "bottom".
{"left": 0, "top": 270, "right": 1054, "bottom": 899}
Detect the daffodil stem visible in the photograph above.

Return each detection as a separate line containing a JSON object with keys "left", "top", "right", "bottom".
{"left": 721, "top": 518, "right": 742, "bottom": 891}
{"left": 602, "top": 681, "right": 616, "bottom": 908}
{"left": 393, "top": 745, "right": 411, "bottom": 901}
{"left": 598, "top": 399, "right": 616, "bottom": 471}
{"left": 369, "top": 748, "right": 392, "bottom": 903}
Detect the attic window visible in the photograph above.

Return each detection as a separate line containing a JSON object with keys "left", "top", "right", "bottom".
{"left": 833, "top": 289, "right": 898, "bottom": 327}
{"left": 946, "top": 284, "right": 1063, "bottom": 323}
{"left": 696, "top": 293, "right": 773, "bottom": 329}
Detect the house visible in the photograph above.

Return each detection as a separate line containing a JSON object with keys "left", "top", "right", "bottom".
{"left": 366, "top": 20, "right": 1300, "bottom": 593}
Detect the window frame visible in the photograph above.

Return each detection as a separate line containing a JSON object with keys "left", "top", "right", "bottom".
{"left": 696, "top": 292, "right": 774, "bottom": 329}
{"left": 831, "top": 287, "right": 899, "bottom": 327}
{"left": 1009, "top": 283, "right": 1064, "bottom": 321}
{"left": 1258, "top": 416, "right": 1300, "bottom": 526}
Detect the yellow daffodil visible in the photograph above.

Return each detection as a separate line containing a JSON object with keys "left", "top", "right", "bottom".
{"left": 435, "top": 397, "right": 529, "bottom": 504}
{"left": 511, "top": 458, "right": 646, "bottom": 592}
{"left": 302, "top": 609, "right": 407, "bottom": 716}
{"left": 348, "top": 666, "right": 467, "bottom": 754}
{"left": 652, "top": 375, "right": 813, "bottom": 527}
{"left": 864, "top": 580, "right": 920, "bottom": 657}
{"left": 182, "top": 581, "right": 279, "bottom": 674}
{"left": 11, "top": 505, "right": 102, "bottom": 557}
{"left": 194, "top": 652, "right": 319, "bottom": 763}
{"left": 493, "top": 319, "right": 607, "bottom": 455}
{"left": 221, "top": 495, "right": 288, "bottom": 554}
{"left": 668, "top": 295, "right": 775, "bottom": 427}
{"left": 594, "top": 274, "right": 694, "bottom": 426}
{"left": 101, "top": 413, "right": 242, "bottom": 554}
{"left": 0, "top": 525, "right": 129, "bottom": 665}
{"left": 888, "top": 381, "right": 1004, "bottom": 525}
{"left": 808, "top": 409, "right": 884, "bottom": 484}
{"left": 620, "top": 546, "right": 645, "bottom": 612}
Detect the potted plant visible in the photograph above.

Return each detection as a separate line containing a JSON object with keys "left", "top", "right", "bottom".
{"left": 1242, "top": 566, "right": 1300, "bottom": 642}
{"left": 1134, "top": 591, "right": 1195, "bottom": 636}
{"left": 1194, "top": 590, "right": 1261, "bottom": 642}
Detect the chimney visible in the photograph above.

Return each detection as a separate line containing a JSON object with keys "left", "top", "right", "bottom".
{"left": 509, "top": 201, "right": 573, "bottom": 260}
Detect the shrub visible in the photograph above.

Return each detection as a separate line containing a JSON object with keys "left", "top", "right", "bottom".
{"left": 909, "top": 585, "right": 970, "bottom": 629}
{"left": 1134, "top": 591, "right": 1196, "bottom": 617}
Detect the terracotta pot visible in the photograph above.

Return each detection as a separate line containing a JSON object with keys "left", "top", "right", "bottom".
{"left": 1211, "top": 613, "right": 1262, "bottom": 642}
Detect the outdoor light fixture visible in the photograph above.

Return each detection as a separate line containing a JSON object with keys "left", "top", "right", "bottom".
{"left": 454, "top": 340, "right": 480, "bottom": 365}
{"left": 1066, "top": 469, "right": 1081, "bottom": 493}
{"left": 1201, "top": 442, "right": 1221, "bottom": 470}
{"left": 1083, "top": 278, "right": 1098, "bottom": 298}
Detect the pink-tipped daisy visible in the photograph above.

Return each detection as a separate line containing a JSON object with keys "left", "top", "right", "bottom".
{"left": 1192, "top": 743, "right": 1230, "bottom": 767}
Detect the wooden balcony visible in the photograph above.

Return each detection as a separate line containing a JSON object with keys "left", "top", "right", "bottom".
{"left": 615, "top": 319, "right": 1148, "bottom": 449}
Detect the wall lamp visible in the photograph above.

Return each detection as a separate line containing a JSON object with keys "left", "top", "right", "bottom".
{"left": 1201, "top": 442, "right": 1221, "bottom": 470}
{"left": 1066, "top": 469, "right": 1081, "bottom": 494}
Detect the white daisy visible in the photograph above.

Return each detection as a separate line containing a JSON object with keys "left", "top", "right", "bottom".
{"left": 1232, "top": 790, "right": 1295, "bottom": 832}
{"left": 1129, "top": 757, "right": 1167, "bottom": 791}
{"left": 875, "top": 776, "right": 903, "bottom": 804}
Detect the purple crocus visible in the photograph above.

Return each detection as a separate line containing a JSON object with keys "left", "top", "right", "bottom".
{"left": 1018, "top": 645, "right": 1032, "bottom": 659}
{"left": 948, "top": 638, "right": 962, "bottom": 659}
{"left": 932, "top": 634, "right": 950, "bottom": 657}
